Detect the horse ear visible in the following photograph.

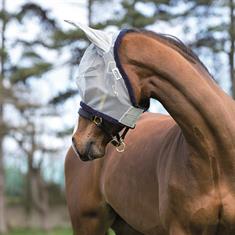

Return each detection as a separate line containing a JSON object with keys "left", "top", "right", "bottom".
{"left": 64, "top": 20, "right": 112, "bottom": 53}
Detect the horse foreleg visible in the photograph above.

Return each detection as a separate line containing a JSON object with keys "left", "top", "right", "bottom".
{"left": 111, "top": 216, "right": 144, "bottom": 235}
{"left": 71, "top": 217, "right": 112, "bottom": 235}
{"left": 65, "top": 148, "right": 116, "bottom": 235}
{"left": 69, "top": 204, "right": 116, "bottom": 235}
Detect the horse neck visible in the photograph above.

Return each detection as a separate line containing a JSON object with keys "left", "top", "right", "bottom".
{"left": 120, "top": 33, "right": 235, "bottom": 169}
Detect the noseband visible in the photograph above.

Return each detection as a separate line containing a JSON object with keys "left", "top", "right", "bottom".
{"left": 78, "top": 108, "right": 131, "bottom": 152}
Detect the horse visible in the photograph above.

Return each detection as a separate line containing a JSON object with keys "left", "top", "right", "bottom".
{"left": 65, "top": 26, "right": 235, "bottom": 235}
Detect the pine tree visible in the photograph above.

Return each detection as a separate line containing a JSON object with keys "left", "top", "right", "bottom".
{"left": 0, "top": 1, "right": 62, "bottom": 232}
{"left": 0, "top": 0, "right": 8, "bottom": 232}
{"left": 12, "top": 3, "right": 63, "bottom": 229}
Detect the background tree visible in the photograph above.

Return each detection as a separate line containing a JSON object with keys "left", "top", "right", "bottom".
{"left": 11, "top": 105, "right": 60, "bottom": 231}
{"left": 171, "top": 0, "right": 235, "bottom": 96}
{"left": 0, "top": 0, "right": 8, "bottom": 232}
{"left": 0, "top": 1, "right": 62, "bottom": 232}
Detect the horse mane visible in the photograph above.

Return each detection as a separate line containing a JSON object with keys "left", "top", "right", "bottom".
{"left": 139, "top": 29, "right": 212, "bottom": 78}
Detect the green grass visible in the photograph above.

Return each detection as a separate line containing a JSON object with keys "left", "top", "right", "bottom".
{"left": 7, "top": 228, "right": 116, "bottom": 235}
{"left": 7, "top": 228, "right": 72, "bottom": 235}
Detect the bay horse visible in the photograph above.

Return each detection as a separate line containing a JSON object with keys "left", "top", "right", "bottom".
{"left": 65, "top": 28, "right": 235, "bottom": 235}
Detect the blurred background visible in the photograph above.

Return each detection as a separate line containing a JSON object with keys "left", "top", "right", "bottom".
{"left": 0, "top": 0, "right": 234, "bottom": 234}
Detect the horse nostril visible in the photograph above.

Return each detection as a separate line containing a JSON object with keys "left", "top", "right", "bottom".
{"left": 87, "top": 140, "right": 94, "bottom": 148}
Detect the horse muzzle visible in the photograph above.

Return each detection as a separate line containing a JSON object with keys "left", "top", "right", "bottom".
{"left": 72, "top": 137, "right": 104, "bottom": 161}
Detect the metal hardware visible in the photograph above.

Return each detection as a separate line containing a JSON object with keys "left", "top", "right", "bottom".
{"left": 93, "top": 116, "right": 102, "bottom": 126}
{"left": 115, "top": 139, "right": 126, "bottom": 153}
{"left": 110, "top": 137, "right": 126, "bottom": 153}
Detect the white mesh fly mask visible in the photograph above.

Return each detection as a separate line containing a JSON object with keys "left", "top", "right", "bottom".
{"left": 67, "top": 21, "right": 145, "bottom": 128}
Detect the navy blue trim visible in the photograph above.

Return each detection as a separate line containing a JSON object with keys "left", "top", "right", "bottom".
{"left": 114, "top": 29, "right": 138, "bottom": 107}
{"left": 80, "top": 102, "right": 122, "bottom": 126}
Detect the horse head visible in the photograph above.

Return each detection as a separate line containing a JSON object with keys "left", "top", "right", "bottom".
{"left": 72, "top": 111, "right": 127, "bottom": 161}
{"left": 67, "top": 22, "right": 149, "bottom": 161}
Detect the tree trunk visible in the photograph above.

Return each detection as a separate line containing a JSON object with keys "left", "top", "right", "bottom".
{"left": 0, "top": 0, "right": 7, "bottom": 233}
{"left": 0, "top": 137, "right": 7, "bottom": 234}
{"left": 38, "top": 173, "right": 49, "bottom": 231}
{"left": 26, "top": 152, "right": 33, "bottom": 214}
{"left": 25, "top": 125, "right": 50, "bottom": 230}
{"left": 229, "top": 0, "right": 235, "bottom": 98}
{"left": 25, "top": 126, "right": 36, "bottom": 226}
{"left": 31, "top": 168, "right": 49, "bottom": 231}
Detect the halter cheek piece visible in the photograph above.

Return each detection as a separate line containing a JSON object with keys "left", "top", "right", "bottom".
{"left": 78, "top": 108, "right": 131, "bottom": 152}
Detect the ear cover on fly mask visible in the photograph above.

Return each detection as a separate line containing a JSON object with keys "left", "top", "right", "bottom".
{"left": 64, "top": 20, "right": 112, "bottom": 53}
{"left": 65, "top": 20, "right": 144, "bottom": 128}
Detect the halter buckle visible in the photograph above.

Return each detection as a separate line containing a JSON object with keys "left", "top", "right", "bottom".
{"left": 116, "top": 140, "right": 126, "bottom": 153}
{"left": 110, "top": 137, "right": 126, "bottom": 153}
{"left": 93, "top": 116, "right": 102, "bottom": 126}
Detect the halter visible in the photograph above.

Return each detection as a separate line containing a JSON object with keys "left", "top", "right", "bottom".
{"left": 78, "top": 108, "right": 131, "bottom": 152}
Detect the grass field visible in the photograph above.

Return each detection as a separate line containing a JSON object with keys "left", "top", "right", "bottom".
{"left": 6, "top": 228, "right": 72, "bottom": 235}
{"left": 7, "top": 228, "right": 116, "bottom": 235}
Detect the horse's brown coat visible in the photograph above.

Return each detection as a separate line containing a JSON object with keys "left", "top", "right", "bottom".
{"left": 67, "top": 31, "right": 235, "bottom": 235}
{"left": 66, "top": 113, "right": 235, "bottom": 235}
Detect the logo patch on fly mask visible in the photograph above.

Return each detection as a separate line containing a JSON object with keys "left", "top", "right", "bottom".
{"left": 112, "top": 67, "right": 122, "bottom": 80}
{"left": 107, "top": 60, "right": 122, "bottom": 80}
